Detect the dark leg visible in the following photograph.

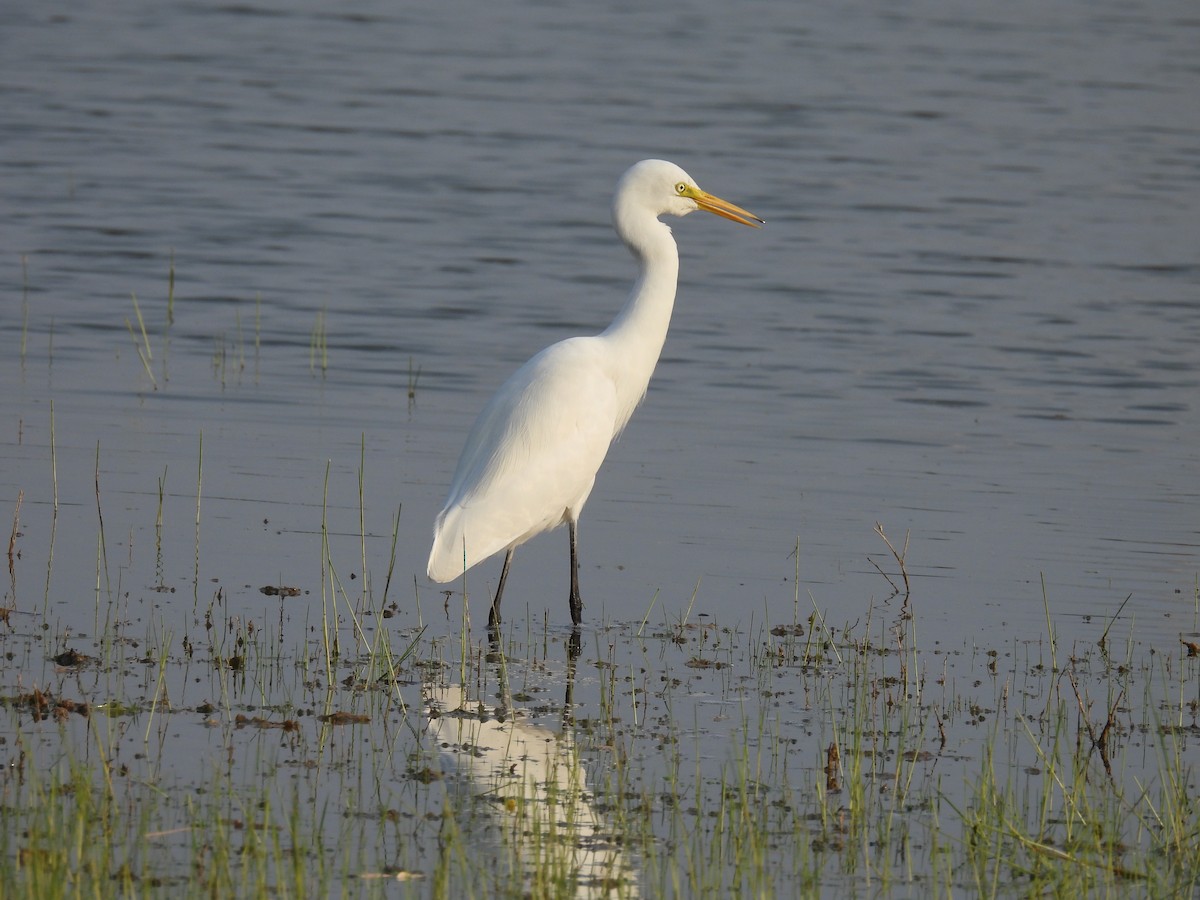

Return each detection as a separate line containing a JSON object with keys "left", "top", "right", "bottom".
{"left": 488, "top": 548, "right": 514, "bottom": 629}
{"left": 568, "top": 520, "right": 583, "bottom": 625}
{"left": 563, "top": 629, "right": 580, "bottom": 728}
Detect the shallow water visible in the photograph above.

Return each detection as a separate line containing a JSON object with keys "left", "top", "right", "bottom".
{"left": 2, "top": 0, "right": 1199, "bottom": 893}
{"left": 5, "top": 0, "right": 1197, "bottom": 641}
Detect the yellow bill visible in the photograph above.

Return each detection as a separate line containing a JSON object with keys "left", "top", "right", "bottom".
{"left": 686, "top": 187, "right": 764, "bottom": 227}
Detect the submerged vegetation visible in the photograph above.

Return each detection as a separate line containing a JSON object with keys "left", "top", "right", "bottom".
{"left": 3, "top": 260, "right": 1198, "bottom": 896}
{"left": 1, "top": 439, "right": 1197, "bottom": 898}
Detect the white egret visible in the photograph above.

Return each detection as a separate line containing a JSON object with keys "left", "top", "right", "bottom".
{"left": 427, "top": 159, "right": 762, "bottom": 626}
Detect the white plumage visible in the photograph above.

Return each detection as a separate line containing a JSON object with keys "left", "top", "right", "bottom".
{"left": 427, "top": 159, "right": 761, "bottom": 626}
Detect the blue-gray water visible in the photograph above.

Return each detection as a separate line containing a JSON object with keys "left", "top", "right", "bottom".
{"left": 2, "top": 0, "right": 1199, "bottom": 891}
{"left": 5, "top": 0, "right": 1196, "bottom": 641}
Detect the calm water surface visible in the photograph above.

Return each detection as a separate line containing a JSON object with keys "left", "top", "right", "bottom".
{"left": 2, "top": 0, "right": 1199, "bottom": 891}
{"left": 5, "top": 0, "right": 1196, "bottom": 640}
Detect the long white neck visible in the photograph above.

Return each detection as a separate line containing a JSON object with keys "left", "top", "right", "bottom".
{"left": 600, "top": 207, "right": 680, "bottom": 432}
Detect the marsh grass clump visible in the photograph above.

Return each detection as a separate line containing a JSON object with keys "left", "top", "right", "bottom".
{"left": 3, "top": 588, "right": 1198, "bottom": 898}
{"left": 0, "top": 737, "right": 344, "bottom": 899}
{"left": 125, "top": 292, "right": 156, "bottom": 390}
{"left": 944, "top": 631, "right": 1200, "bottom": 897}
{"left": 0, "top": 445, "right": 1197, "bottom": 897}
{"left": 569, "top": 594, "right": 1200, "bottom": 898}
{"left": 110, "top": 259, "right": 312, "bottom": 392}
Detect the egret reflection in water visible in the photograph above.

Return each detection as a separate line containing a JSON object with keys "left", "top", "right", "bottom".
{"left": 424, "top": 646, "right": 635, "bottom": 896}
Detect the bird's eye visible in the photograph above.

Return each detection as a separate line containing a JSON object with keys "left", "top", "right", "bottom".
{"left": 675, "top": 182, "right": 687, "bottom": 194}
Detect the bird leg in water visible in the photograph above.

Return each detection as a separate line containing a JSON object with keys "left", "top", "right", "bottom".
{"left": 569, "top": 521, "right": 582, "bottom": 625}
{"left": 488, "top": 549, "right": 514, "bottom": 628}
{"left": 487, "top": 527, "right": 583, "bottom": 629}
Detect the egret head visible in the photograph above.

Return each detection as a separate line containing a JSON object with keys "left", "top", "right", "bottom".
{"left": 615, "top": 159, "right": 763, "bottom": 228}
